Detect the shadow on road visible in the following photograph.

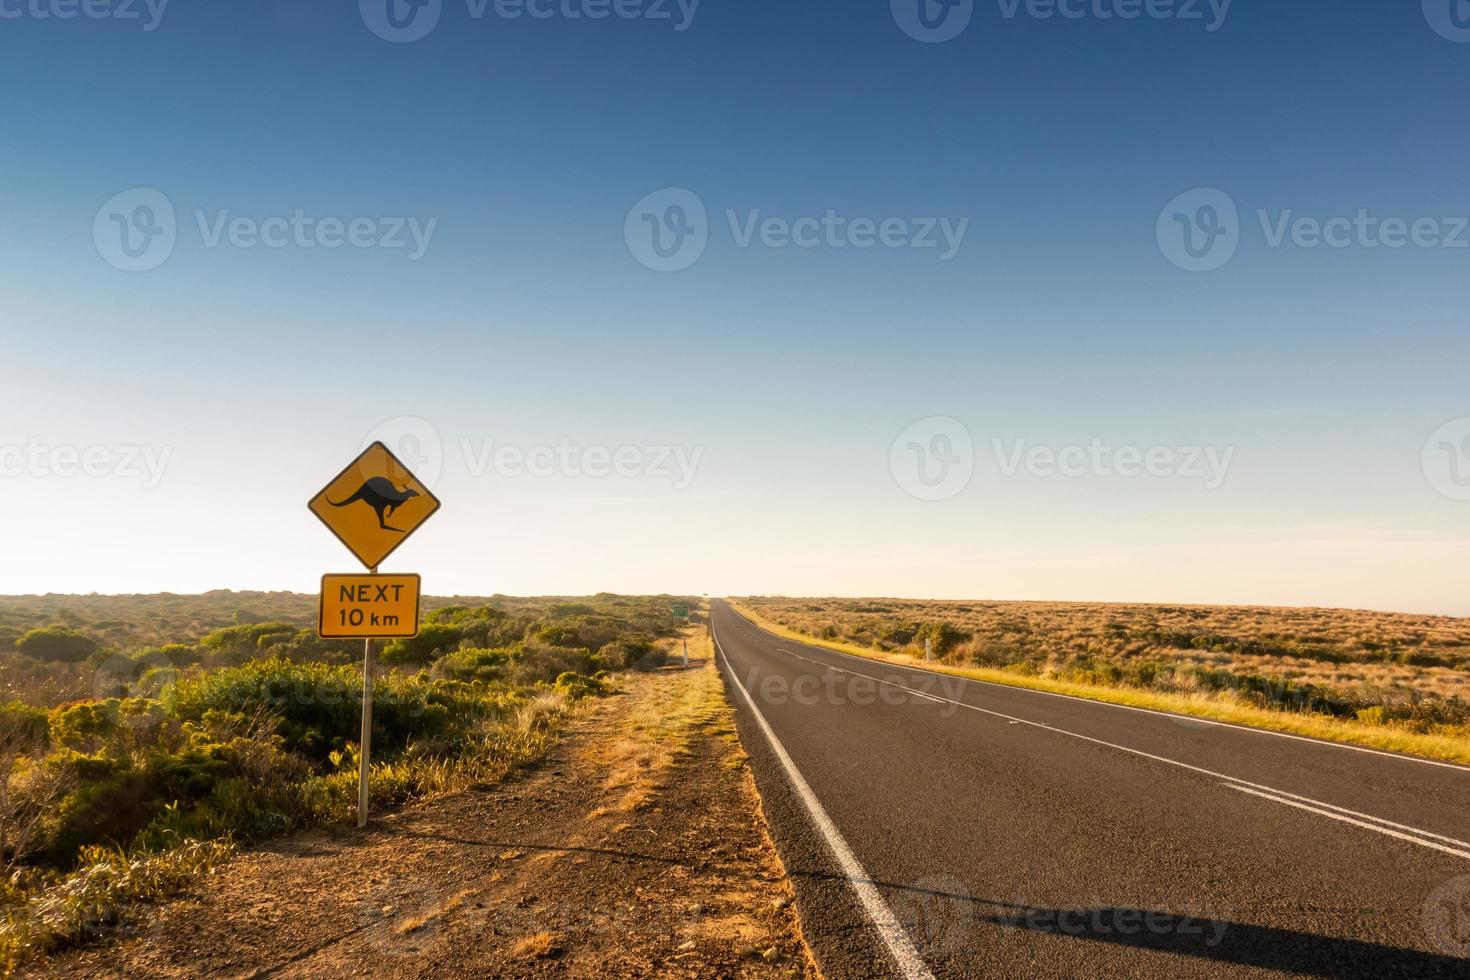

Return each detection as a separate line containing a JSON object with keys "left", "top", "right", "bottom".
{"left": 780, "top": 872, "right": 1466, "bottom": 978}
{"left": 872, "top": 879, "right": 1466, "bottom": 979}
{"left": 976, "top": 900, "right": 1467, "bottom": 978}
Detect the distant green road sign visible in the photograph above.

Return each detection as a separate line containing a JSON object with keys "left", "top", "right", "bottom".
{"left": 672, "top": 603, "right": 690, "bottom": 619}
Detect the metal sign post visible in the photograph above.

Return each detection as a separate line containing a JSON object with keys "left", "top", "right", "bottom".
{"left": 359, "top": 634, "right": 374, "bottom": 828}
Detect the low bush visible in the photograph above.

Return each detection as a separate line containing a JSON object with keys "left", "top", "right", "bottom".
{"left": 15, "top": 629, "right": 96, "bottom": 664}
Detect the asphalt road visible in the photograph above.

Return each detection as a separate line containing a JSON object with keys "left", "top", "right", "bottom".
{"left": 710, "top": 599, "right": 1470, "bottom": 979}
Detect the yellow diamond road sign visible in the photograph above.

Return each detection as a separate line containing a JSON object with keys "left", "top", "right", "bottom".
{"left": 309, "top": 442, "right": 441, "bottom": 570}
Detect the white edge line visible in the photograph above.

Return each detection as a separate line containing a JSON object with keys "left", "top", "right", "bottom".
{"left": 715, "top": 631, "right": 936, "bottom": 980}
{"left": 737, "top": 609, "right": 1470, "bottom": 774}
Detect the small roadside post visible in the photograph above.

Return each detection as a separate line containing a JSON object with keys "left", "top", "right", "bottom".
{"left": 309, "top": 442, "right": 440, "bottom": 828}
{"left": 672, "top": 603, "right": 691, "bottom": 666}
{"left": 925, "top": 636, "right": 933, "bottom": 663}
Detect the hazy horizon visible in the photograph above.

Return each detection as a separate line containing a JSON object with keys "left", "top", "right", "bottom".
{"left": 2, "top": 586, "right": 1464, "bottom": 621}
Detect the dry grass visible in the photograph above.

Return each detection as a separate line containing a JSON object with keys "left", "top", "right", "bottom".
{"left": 586, "top": 630, "right": 724, "bottom": 819}
{"left": 731, "top": 598, "right": 1470, "bottom": 765}
{"left": 510, "top": 930, "right": 563, "bottom": 959}
{"left": 396, "top": 888, "right": 475, "bottom": 935}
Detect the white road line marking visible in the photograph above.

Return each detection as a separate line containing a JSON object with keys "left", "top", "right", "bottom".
{"left": 737, "top": 610, "right": 1470, "bottom": 773}
{"left": 748, "top": 627, "right": 1470, "bottom": 863}
{"left": 715, "top": 632, "right": 936, "bottom": 980}
{"left": 1226, "top": 786, "right": 1470, "bottom": 861}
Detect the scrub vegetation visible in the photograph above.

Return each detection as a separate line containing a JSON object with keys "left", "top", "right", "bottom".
{"left": 732, "top": 597, "right": 1470, "bottom": 764}
{"left": 0, "top": 591, "right": 696, "bottom": 971}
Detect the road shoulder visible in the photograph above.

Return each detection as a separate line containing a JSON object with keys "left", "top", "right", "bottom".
{"left": 36, "top": 640, "right": 817, "bottom": 979}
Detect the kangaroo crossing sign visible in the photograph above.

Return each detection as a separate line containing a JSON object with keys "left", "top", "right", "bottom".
{"left": 309, "top": 442, "right": 441, "bottom": 570}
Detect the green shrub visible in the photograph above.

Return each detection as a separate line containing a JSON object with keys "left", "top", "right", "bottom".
{"left": 167, "top": 662, "right": 363, "bottom": 762}
{"left": 595, "top": 639, "right": 652, "bottom": 670}
{"left": 15, "top": 629, "right": 96, "bottom": 663}
{"left": 380, "top": 624, "right": 461, "bottom": 665}
{"left": 432, "top": 647, "right": 514, "bottom": 682}
{"left": 0, "top": 701, "right": 50, "bottom": 752}
{"left": 553, "top": 672, "right": 603, "bottom": 700}
{"left": 198, "top": 623, "right": 297, "bottom": 661}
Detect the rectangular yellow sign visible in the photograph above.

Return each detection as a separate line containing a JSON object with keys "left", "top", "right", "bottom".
{"left": 318, "top": 573, "right": 422, "bottom": 639}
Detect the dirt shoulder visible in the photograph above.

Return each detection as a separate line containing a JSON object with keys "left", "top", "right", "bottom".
{"left": 37, "top": 636, "right": 817, "bottom": 978}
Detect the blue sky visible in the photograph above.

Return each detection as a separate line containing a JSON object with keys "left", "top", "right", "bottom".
{"left": 3, "top": 1, "right": 1469, "bottom": 613}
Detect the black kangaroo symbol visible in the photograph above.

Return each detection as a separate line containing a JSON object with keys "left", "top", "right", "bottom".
{"left": 329, "top": 478, "right": 420, "bottom": 532}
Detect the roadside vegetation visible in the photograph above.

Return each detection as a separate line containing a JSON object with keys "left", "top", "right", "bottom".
{"left": 731, "top": 597, "right": 1470, "bottom": 764}
{"left": 0, "top": 592, "right": 697, "bottom": 972}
